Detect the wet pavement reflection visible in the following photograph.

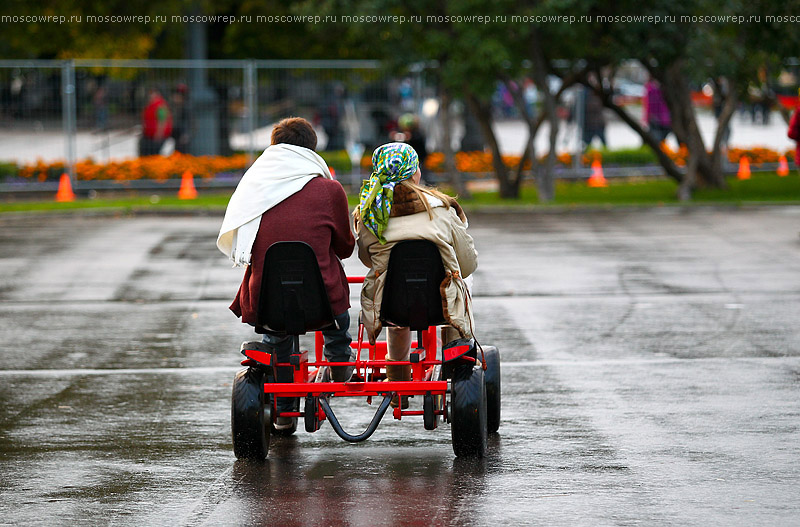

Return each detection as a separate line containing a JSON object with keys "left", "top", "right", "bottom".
{"left": 1, "top": 209, "right": 800, "bottom": 525}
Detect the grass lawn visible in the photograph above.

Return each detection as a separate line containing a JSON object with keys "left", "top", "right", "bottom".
{"left": 0, "top": 194, "right": 234, "bottom": 214}
{"left": 2, "top": 172, "right": 799, "bottom": 214}
{"left": 463, "top": 172, "right": 800, "bottom": 208}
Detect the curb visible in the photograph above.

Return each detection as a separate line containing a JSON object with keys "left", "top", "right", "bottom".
{"left": 3, "top": 202, "right": 800, "bottom": 220}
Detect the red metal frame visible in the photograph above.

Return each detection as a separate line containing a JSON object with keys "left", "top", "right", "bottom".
{"left": 263, "top": 275, "right": 447, "bottom": 422}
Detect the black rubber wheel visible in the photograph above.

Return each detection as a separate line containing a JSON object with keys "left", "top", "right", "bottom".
{"left": 450, "top": 366, "right": 487, "bottom": 458}
{"left": 304, "top": 395, "right": 320, "bottom": 433}
{"left": 482, "top": 346, "right": 501, "bottom": 433}
{"left": 231, "top": 367, "right": 271, "bottom": 460}
{"left": 423, "top": 393, "right": 439, "bottom": 430}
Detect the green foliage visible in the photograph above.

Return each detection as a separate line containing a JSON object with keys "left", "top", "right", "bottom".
{"left": 0, "top": 0, "right": 183, "bottom": 59}
{"left": 461, "top": 173, "right": 800, "bottom": 208}
{"left": 586, "top": 147, "right": 659, "bottom": 166}
{"left": 0, "top": 163, "right": 18, "bottom": 181}
{"left": 318, "top": 150, "right": 358, "bottom": 174}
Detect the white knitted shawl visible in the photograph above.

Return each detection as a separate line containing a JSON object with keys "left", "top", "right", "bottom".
{"left": 216, "top": 143, "right": 332, "bottom": 266}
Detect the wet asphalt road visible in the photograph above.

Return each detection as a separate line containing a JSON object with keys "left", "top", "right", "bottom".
{"left": 1, "top": 207, "right": 799, "bottom": 526}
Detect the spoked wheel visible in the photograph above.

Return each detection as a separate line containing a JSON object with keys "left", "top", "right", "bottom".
{"left": 482, "top": 346, "right": 501, "bottom": 433}
{"left": 450, "top": 366, "right": 488, "bottom": 458}
{"left": 231, "top": 367, "right": 271, "bottom": 460}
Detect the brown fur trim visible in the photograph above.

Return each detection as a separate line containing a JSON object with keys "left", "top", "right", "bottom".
{"left": 439, "top": 271, "right": 468, "bottom": 339}
{"left": 390, "top": 185, "right": 428, "bottom": 217}
{"left": 449, "top": 199, "right": 465, "bottom": 221}
{"left": 439, "top": 272, "right": 454, "bottom": 327}
{"left": 390, "top": 185, "right": 464, "bottom": 219}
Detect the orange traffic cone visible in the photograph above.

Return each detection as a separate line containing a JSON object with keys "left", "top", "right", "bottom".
{"left": 777, "top": 155, "right": 789, "bottom": 177}
{"left": 737, "top": 156, "right": 751, "bottom": 180}
{"left": 177, "top": 170, "right": 198, "bottom": 199}
{"left": 55, "top": 173, "right": 75, "bottom": 202}
{"left": 587, "top": 159, "right": 608, "bottom": 187}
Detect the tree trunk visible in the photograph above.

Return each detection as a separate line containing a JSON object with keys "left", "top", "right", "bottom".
{"left": 709, "top": 79, "right": 737, "bottom": 186}
{"left": 659, "top": 63, "right": 725, "bottom": 189}
{"left": 504, "top": 74, "right": 578, "bottom": 195}
{"left": 678, "top": 126, "right": 703, "bottom": 201}
{"left": 465, "top": 90, "right": 517, "bottom": 199}
{"left": 589, "top": 80, "right": 685, "bottom": 183}
{"left": 502, "top": 80, "right": 545, "bottom": 192}
{"left": 440, "top": 89, "right": 470, "bottom": 198}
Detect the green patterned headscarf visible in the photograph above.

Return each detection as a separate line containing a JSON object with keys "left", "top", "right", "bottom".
{"left": 359, "top": 142, "right": 419, "bottom": 244}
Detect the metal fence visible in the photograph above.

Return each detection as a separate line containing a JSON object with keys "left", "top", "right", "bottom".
{"left": 0, "top": 59, "right": 794, "bottom": 193}
{"left": 0, "top": 59, "right": 434, "bottom": 189}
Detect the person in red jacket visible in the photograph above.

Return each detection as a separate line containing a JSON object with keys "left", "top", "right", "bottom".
{"left": 219, "top": 117, "right": 355, "bottom": 430}
{"left": 139, "top": 88, "right": 172, "bottom": 156}
{"left": 788, "top": 89, "right": 800, "bottom": 169}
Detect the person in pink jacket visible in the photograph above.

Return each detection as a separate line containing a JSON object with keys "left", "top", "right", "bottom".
{"left": 787, "top": 89, "right": 800, "bottom": 170}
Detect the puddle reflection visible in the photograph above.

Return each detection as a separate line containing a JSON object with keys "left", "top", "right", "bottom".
{"left": 229, "top": 434, "right": 501, "bottom": 526}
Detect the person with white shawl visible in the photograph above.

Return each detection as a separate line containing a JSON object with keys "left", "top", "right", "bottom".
{"left": 219, "top": 117, "right": 355, "bottom": 430}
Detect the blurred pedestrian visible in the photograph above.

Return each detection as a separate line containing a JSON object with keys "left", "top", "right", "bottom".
{"left": 93, "top": 84, "right": 108, "bottom": 132}
{"left": 748, "top": 67, "right": 773, "bottom": 125}
{"left": 582, "top": 87, "right": 606, "bottom": 150}
{"left": 787, "top": 88, "right": 800, "bottom": 170}
{"left": 398, "top": 78, "right": 415, "bottom": 112}
{"left": 523, "top": 78, "right": 538, "bottom": 120}
{"left": 139, "top": 88, "right": 172, "bottom": 156}
{"left": 644, "top": 78, "right": 672, "bottom": 143}
{"left": 318, "top": 83, "right": 345, "bottom": 150}
{"left": 171, "top": 84, "right": 191, "bottom": 154}
{"left": 393, "top": 113, "right": 428, "bottom": 168}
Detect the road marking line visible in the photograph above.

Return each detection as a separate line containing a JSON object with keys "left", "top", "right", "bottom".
{"left": 0, "top": 366, "right": 240, "bottom": 377}
{"left": 504, "top": 356, "right": 800, "bottom": 367}
{"left": 0, "top": 356, "right": 797, "bottom": 377}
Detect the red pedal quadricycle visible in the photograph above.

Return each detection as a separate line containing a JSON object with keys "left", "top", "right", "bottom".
{"left": 231, "top": 240, "right": 500, "bottom": 459}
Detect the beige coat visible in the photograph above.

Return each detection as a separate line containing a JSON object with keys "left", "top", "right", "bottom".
{"left": 356, "top": 185, "right": 478, "bottom": 344}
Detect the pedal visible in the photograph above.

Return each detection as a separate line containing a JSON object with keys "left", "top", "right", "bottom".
{"left": 289, "top": 349, "right": 308, "bottom": 367}
{"left": 410, "top": 347, "right": 426, "bottom": 363}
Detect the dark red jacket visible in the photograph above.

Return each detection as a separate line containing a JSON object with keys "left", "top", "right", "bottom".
{"left": 230, "top": 177, "right": 355, "bottom": 324}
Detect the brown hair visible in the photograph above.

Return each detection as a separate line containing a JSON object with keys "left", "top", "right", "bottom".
{"left": 271, "top": 117, "right": 317, "bottom": 150}
{"left": 399, "top": 180, "right": 451, "bottom": 219}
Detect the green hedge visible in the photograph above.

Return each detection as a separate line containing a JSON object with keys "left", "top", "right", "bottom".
{"left": 586, "top": 146, "right": 659, "bottom": 165}
{"left": 0, "top": 162, "right": 18, "bottom": 181}
{"left": 318, "top": 150, "right": 359, "bottom": 174}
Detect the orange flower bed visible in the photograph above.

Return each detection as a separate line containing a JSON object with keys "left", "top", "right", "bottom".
{"left": 423, "top": 151, "right": 542, "bottom": 173}
{"left": 17, "top": 153, "right": 249, "bottom": 182}
{"left": 421, "top": 147, "right": 795, "bottom": 172}
{"left": 423, "top": 151, "right": 614, "bottom": 172}
{"left": 15, "top": 147, "right": 796, "bottom": 183}
{"left": 663, "top": 145, "right": 795, "bottom": 166}
{"left": 727, "top": 147, "right": 795, "bottom": 164}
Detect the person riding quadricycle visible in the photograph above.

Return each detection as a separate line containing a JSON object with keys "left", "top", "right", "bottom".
{"left": 218, "top": 124, "right": 500, "bottom": 459}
